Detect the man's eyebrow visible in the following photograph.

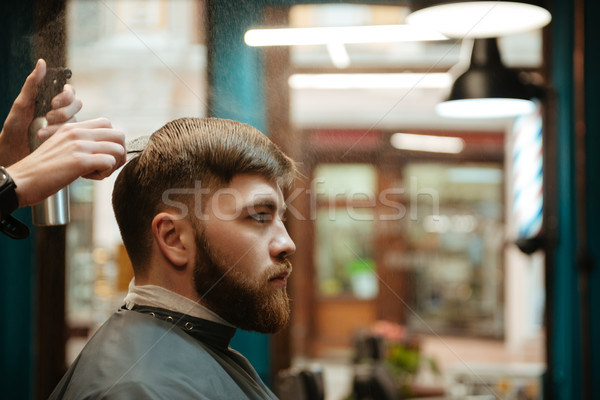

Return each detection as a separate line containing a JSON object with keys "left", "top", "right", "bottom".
{"left": 245, "top": 198, "right": 287, "bottom": 214}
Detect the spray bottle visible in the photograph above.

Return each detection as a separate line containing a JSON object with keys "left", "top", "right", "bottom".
{"left": 29, "top": 67, "right": 72, "bottom": 226}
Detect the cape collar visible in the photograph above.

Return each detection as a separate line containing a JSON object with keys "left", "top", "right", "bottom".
{"left": 129, "top": 305, "right": 237, "bottom": 350}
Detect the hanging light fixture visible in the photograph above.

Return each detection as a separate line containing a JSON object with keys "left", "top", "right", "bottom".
{"left": 406, "top": 1, "right": 552, "bottom": 38}
{"left": 436, "top": 37, "right": 537, "bottom": 118}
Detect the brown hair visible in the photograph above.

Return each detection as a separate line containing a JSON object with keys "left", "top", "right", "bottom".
{"left": 112, "top": 117, "right": 296, "bottom": 270}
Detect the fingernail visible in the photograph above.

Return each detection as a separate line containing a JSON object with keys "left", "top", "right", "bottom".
{"left": 36, "top": 59, "right": 42, "bottom": 68}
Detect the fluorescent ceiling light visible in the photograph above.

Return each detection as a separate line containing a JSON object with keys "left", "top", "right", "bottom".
{"left": 244, "top": 25, "right": 447, "bottom": 46}
{"left": 390, "top": 133, "right": 465, "bottom": 153}
{"left": 289, "top": 73, "right": 452, "bottom": 90}
{"left": 326, "top": 43, "right": 351, "bottom": 69}
{"left": 406, "top": 2, "right": 552, "bottom": 38}
{"left": 436, "top": 98, "right": 536, "bottom": 118}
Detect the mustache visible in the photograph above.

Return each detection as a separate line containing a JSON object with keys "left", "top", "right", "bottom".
{"left": 267, "top": 258, "right": 293, "bottom": 280}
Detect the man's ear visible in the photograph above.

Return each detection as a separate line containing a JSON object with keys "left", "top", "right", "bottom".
{"left": 151, "top": 212, "right": 194, "bottom": 267}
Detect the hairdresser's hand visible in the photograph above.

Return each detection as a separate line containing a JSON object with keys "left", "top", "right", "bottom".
{"left": 6, "top": 118, "right": 126, "bottom": 207}
{"left": 0, "top": 58, "right": 82, "bottom": 167}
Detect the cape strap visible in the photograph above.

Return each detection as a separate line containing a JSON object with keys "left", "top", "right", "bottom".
{"left": 128, "top": 305, "right": 236, "bottom": 350}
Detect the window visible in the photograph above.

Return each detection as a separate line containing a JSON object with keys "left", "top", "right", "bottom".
{"left": 403, "top": 162, "right": 505, "bottom": 337}
{"left": 313, "top": 163, "right": 378, "bottom": 299}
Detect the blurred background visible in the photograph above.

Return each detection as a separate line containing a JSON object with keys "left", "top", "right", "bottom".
{"left": 0, "top": 1, "right": 598, "bottom": 399}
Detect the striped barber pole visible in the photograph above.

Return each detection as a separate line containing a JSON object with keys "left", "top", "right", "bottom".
{"left": 512, "top": 105, "right": 543, "bottom": 239}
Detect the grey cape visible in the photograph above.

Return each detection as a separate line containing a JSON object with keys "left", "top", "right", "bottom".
{"left": 50, "top": 307, "right": 279, "bottom": 399}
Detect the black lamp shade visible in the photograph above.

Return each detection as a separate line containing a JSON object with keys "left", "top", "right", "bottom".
{"left": 449, "top": 38, "right": 532, "bottom": 101}
{"left": 436, "top": 38, "right": 537, "bottom": 118}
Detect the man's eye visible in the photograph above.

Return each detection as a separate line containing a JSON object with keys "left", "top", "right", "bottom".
{"left": 250, "top": 213, "right": 270, "bottom": 222}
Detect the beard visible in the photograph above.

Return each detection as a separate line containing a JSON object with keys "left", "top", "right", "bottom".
{"left": 192, "top": 233, "right": 292, "bottom": 334}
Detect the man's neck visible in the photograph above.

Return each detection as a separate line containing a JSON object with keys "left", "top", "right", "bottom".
{"left": 123, "top": 278, "right": 234, "bottom": 327}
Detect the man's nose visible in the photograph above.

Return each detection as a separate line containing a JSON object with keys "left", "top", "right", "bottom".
{"left": 270, "top": 221, "right": 296, "bottom": 259}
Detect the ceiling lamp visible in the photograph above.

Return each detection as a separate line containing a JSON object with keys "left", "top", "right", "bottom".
{"left": 288, "top": 73, "right": 452, "bottom": 90}
{"left": 390, "top": 133, "right": 465, "bottom": 153}
{"left": 244, "top": 25, "right": 447, "bottom": 47}
{"left": 406, "top": 1, "right": 552, "bottom": 38}
{"left": 436, "top": 37, "right": 537, "bottom": 118}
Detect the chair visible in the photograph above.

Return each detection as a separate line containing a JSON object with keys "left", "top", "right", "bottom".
{"left": 275, "top": 366, "right": 325, "bottom": 400}
{"left": 352, "top": 363, "right": 400, "bottom": 400}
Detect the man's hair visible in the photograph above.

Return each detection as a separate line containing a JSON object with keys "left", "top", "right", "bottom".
{"left": 112, "top": 117, "right": 296, "bottom": 271}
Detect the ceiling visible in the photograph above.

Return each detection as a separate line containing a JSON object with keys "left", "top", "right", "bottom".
{"left": 285, "top": 4, "right": 544, "bottom": 132}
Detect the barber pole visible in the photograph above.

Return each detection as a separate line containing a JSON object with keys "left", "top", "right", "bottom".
{"left": 512, "top": 105, "right": 543, "bottom": 239}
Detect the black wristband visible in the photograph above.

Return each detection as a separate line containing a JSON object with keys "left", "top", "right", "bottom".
{"left": 0, "top": 166, "right": 19, "bottom": 219}
{"left": 0, "top": 215, "right": 30, "bottom": 240}
{"left": 0, "top": 167, "right": 29, "bottom": 239}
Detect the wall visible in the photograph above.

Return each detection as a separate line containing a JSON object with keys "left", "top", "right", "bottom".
{"left": 548, "top": 0, "right": 600, "bottom": 398}
{"left": 0, "top": 1, "right": 37, "bottom": 398}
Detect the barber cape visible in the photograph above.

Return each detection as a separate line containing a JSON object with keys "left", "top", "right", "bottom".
{"left": 50, "top": 306, "right": 279, "bottom": 399}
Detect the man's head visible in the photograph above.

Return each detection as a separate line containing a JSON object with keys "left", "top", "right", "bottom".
{"left": 112, "top": 117, "right": 296, "bottom": 333}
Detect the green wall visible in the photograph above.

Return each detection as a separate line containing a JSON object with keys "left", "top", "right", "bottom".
{"left": 548, "top": 0, "right": 580, "bottom": 397}
{"left": 0, "top": 1, "right": 37, "bottom": 398}
{"left": 548, "top": 0, "right": 599, "bottom": 398}
{"left": 583, "top": 0, "right": 600, "bottom": 398}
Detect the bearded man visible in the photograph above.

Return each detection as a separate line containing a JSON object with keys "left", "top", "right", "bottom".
{"left": 51, "top": 117, "right": 296, "bottom": 399}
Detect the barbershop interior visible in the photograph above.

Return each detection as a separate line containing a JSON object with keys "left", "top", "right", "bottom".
{"left": 1, "top": 0, "right": 599, "bottom": 399}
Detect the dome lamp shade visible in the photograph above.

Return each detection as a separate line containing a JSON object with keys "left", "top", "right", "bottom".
{"left": 436, "top": 37, "right": 537, "bottom": 118}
